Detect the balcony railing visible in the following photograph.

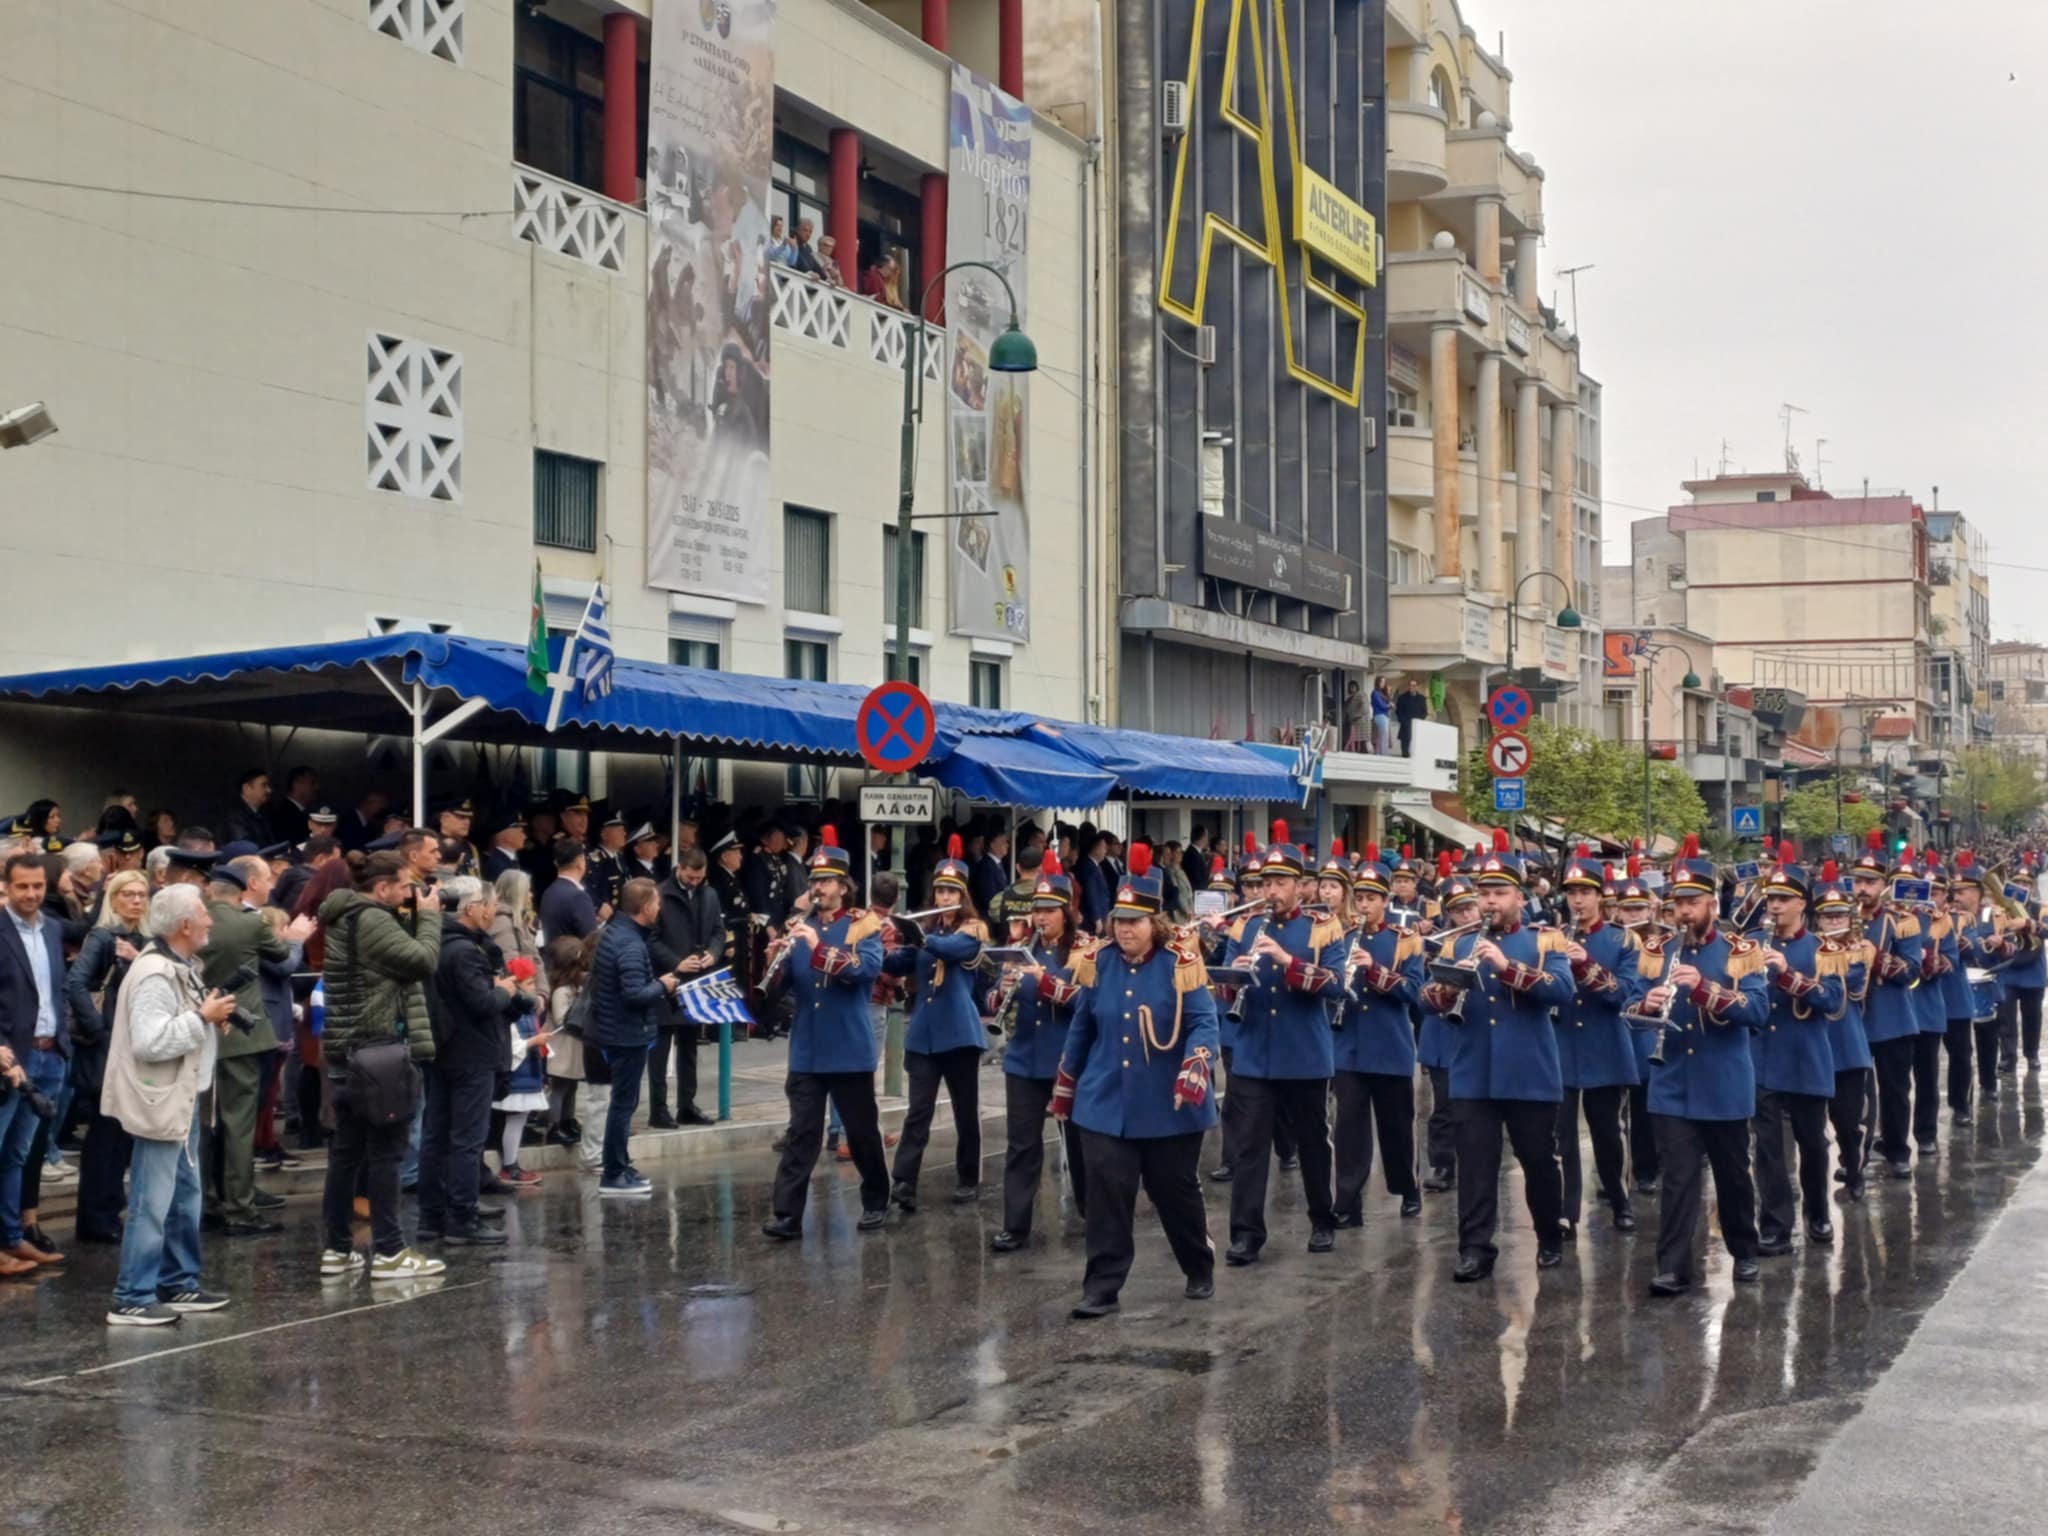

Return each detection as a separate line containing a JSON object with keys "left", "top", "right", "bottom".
{"left": 769, "top": 267, "right": 941, "bottom": 384}
{"left": 512, "top": 165, "right": 628, "bottom": 274}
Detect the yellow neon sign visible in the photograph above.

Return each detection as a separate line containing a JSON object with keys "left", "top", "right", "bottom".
{"left": 1158, "top": 0, "right": 1372, "bottom": 408}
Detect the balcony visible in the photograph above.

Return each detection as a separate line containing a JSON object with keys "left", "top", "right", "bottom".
{"left": 1385, "top": 250, "right": 1488, "bottom": 344}
{"left": 512, "top": 165, "right": 631, "bottom": 274}
{"left": 1387, "top": 584, "right": 1498, "bottom": 669}
{"left": 768, "top": 267, "right": 942, "bottom": 386}
{"left": 1388, "top": 103, "right": 1449, "bottom": 198}
{"left": 1438, "top": 131, "right": 1546, "bottom": 232}
{"left": 1388, "top": 424, "right": 1433, "bottom": 503}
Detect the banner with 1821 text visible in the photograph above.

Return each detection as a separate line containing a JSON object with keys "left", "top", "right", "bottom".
{"left": 645, "top": 0, "right": 776, "bottom": 603}
{"left": 945, "top": 64, "right": 1031, "bottom": 641}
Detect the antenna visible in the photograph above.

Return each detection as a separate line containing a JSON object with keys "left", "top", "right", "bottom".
{"left": 1557, "top": 263, "right": 1595, "bottom": 334}
{"left": 1779, "top": 402, "right": 1808, "bottom": 474}
{"left": 1718, "top": 437, "right": 1733, "bottom": 475}
{"left": 1815, "top": 437, "right": 1830, "bottom": 490}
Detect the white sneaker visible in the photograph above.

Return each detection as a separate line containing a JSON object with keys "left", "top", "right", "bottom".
{"left": 45, "top": 1162, "right": 77, "bottom": 1183}
{"left": 370, "top": 1248, "right": 447, "bottom": 1282}
{"left": 319, "top": 1249, "right": 366, "bottom": 1279}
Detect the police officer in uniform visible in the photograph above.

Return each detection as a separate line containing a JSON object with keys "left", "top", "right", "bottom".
{"left": 1420, "top": 840, "right": 1573, "bottom": 1282}
{"left": 1418, "top": 876, "right": 1481, "bottom": 1192}
{"left": 760, "top": 834, "right": 890, "bottom": 1240}
{"left": 1224, "top": 824, "right": 1346, "bottom": 1263}
{"left": 1639, "top": 839, "right": 1769, "bottom": 1297}
{"left": 1051, "top": 856, "right": 1220, "bottom": 1319}
{"left": 1750, "top": 858, "right": 1846, "bottom": 1253}
{"left": 1555, "top": 852, "right": 1642, "bottom": 1235}
{"left": 1850, "top": 831, "right": 1924, "bottom": 1179}
{"left": 1332, "top": 851, "right": 1424, "bottom": 1226}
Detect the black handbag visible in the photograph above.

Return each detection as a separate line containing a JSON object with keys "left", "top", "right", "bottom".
{"left": 336, "top": 909, "right": 420, "bottom": 1127}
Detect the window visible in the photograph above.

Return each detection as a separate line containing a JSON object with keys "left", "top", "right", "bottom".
{"left": 785, "top": 638, "right": 830, "bottom": 798}
{"left": 970, "top": 659, "right": 1004, "bottom": 710}
{"left": 1990, "top": 679, "right": 2006, "bottom": 702}
{"left": 1388, "top": 545, "right": 1425, "bottom": 585}
{"left": 670, "top": 638, "right": 722, "bottom": 800}
{"left": 533, "top": 450, "right": 599, "bottom": 551}
{"left": 1757, "top": 490, "right": 1778, "bottom": 502}
{"left": 1388, "top": 385, "right": 1420, "bottom": 428}
{"left": 882, "top": 647, "right": 924, "bottom": 687}
{"left": 784, "top": 507, "right": 832, "bottom": 615}
{"left": 771, "top": 132, "right": 831, "bottom": 251}
{"left": 514, "top": 7, "right": 646, "bottom": 197}
{"left": 2030, "top": 681, "right": 2048, "bottom": 706}
{"left": 882, "top": 527, "right": 927, "bottom": 629}
{"left": 1428, "top": 68, "right": 1456, "bottom": 122}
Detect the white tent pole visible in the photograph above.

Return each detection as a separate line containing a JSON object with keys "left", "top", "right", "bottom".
{"left": 410, "top": 681, "right": 426, "bottom": 826}
{"left": 671, "top": 737, "right": 684, "bottom": 855}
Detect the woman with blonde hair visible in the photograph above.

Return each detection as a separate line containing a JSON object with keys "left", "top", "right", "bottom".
{"left": 64, "top": 869, "right": 151, "bottom": 1243}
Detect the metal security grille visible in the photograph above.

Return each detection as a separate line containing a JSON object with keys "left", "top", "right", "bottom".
{"left": 533, "top": 450, "right": 599, "bottom": 552}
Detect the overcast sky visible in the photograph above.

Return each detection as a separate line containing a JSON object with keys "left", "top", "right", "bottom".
{"left": 1492, "top": 0, "right": 2047, "bottom": 636}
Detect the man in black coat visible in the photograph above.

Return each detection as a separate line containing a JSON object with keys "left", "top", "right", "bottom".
{"left": 644, "top": 848, "right": 728, "bottom": 1127}
{"left": 419, "top": 876, "right": 537, "bottom": 1245}
{"left": 224, "top": 770, "right": 273, "bottom": 848}
{"left": 1394, "top": 678, "right": 1430, "bottom": 756}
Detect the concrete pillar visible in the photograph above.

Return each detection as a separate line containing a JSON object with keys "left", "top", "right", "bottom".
{"left": 601, "top": 14, "right": 639, "bottom": 205}
{"left": 922, "top": 0, "right": 949, "bottom": 51}
{"left": 1552, "top": 404, "right": 1578, "bottom": 595}
{"left": 1476, "top": 351, "right": 1504, "bottom": 594}
{"left": 1514, "top": 378, "right": 1541, "bottom": 590}
{"left": 829, "top": 128, "right": 860, "bottom": 295}
{"left": 1515, "top": 232, "right": 1540, "bottom": 309}
{"left": 999, "top": 0, "right": 1024, "bottom": 99}
{"left": 1475, "top": 197, "right": 1502, "bottom": 287}
{"left": 1408, "top": 47, "right": 1430, "bottom": 102}
{"left": 920, "top": 172, "right": 947, "bottom": 322}
{"left": 1430, "top": 325, "right": 1463, "bottom": 581}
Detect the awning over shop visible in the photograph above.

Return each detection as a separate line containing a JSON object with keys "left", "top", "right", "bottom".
{"left": 1387, "top": 791, "right": 1488, "bottom": 848}
{"left": 1024, "top": 722, "right": 1297, "bottom": 802}
{"left": 927, "top": 732, "right": 1117, "bottom": 809}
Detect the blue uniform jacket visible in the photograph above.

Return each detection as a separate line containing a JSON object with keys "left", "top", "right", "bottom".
{"left": 1059, "top": 939, "right": 1221, "bottom": 1140}
{"left": 903, "top": 923, "right": 989, "bottom": 1056}
{"left": 1959, "top": 918, "right": 2013, "bottom": 1022}
{"left": 2003, "top": 906, "right": 2046, "bottom": 989}
{"left": 1859, "top": 910, "right": 1924, "bottom": 1045}
{"left": 1749, "top": 929, "right": 1844, "bottom": 1099}
{"left": 1826, "top": 937, "right": 1875, "bottom": 1073}
{"left": 1929, "top": 914, "right": 1974, "bottom": 1024}
{"left": 1644, "top": 927, "right": 1770, "bottom": 1121}
{"left": 1557, "top": 921, "right": 1642, "bottom": 1090}
{"left": 1336, "top": 923, "right": 1422, "bottom": 1077}
{"left": 1005, "top": 936, "right": 1083, "bottom": 1079}
{"left": 1230, "top": 907, "right": 1348, "bottom": 1080}
{"left": 783, "top": 909, "right": 886, "bottom": 1074}
{"left": 1421, "top": 922, "right": 1573, "bottom": 1103}
{"left": 1213, "top": 916, "right": 1257, "bottom": 1052}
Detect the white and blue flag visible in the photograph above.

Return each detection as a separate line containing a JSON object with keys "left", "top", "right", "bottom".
{"left": 678, "top": 967, "right": 755, "bottom": 1030}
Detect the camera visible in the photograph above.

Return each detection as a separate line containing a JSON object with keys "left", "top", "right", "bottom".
{"left": 0, "top": 1077, "right": 57, "bottom": 1120}
{"left": 215, "top": 963, "right": 265, "bottom": 1034}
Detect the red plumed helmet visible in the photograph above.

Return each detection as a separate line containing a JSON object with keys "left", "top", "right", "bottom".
{"left": 1471, "top": 843, "right": 1484, "bottom": 860}
{"left": 1602, "top": 862, "right": 1615, "bottom": 881}
{"left": 820, "top": 825, "right": 839, "bottom": 849}
{"left": 1401, "top": 844, "right": 1414, "bottom": 860}
{"left": 1780, "top": 839, "right": 1797, "bottom": 863}
{"left": 1365, "top": 842, "right": 1380, "bottom": 864}
{"left": 1627, "top": 854, "right": 1642, "bottom": 877}
{"left": 1437, "top": 850, "right": 1454, "bottom": 877}
{"left": 1492, "top": 828, "right": 1509, "bottom": 853}
{"left": 1243, "top": 830, "right": 1258, "bottom": 857}
{"left": 1576, "top": 842, "right": 1591, "bottom": 857}
{"left": 1682, "top": 834, "right": 1699, "bottom": 858}
{"left": 1271, "top": 818, "right": 1289, "bottom": 847}
{"left": 1867, "top": 828, "right": 1884, "bottom": 851}
{"left": 1331, "top": 838, "right": 1346, "bottom": 860}
{"left": 1633, "top": 837, "right": 1645, "bottom": 853}
{"left": 947, "top": 833, "right": 963, "bottom": 860}
{"left": 1127, "top": 842, "right": 1153, "bottom": 878}
{"left": 1958, "top": 850, "right": 1975, "bottom": 870}
{"left": 1821, "top": 859, "right": 1840, "bottom": 882}
{"left": 1042, "top": 849, "right": 1062, "bottom": 877}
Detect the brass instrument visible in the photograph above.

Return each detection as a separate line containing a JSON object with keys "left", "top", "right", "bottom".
{"left": 1433, "top": 912, "right": 1497, "bottom": 1024}
{"left": 1422, "top": 916, "right": 1483, "bottom": 953}
{"left": 1729, "top": 878, "right": 1767, "bottom": 933}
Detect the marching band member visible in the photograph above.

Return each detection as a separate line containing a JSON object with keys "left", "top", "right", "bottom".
{"left": 1750, "top": 858, "right": 1846, "bottom": 1253}
{"left": 1906, "top": 852, "right": 1956, "bottom": 1157}
{"left": 1387, "top": 848, "right": 1440, "bottom": 934}
{"left": 1205, "top": 836, "right": 1275, "bottom": 1183}
{"left": 1615, "top": 870, "right": 1665, "bottom": 1193}
{"left": 888, "top": 838, "right": 989, "bottom": 1212}
{"left": 1051, "top": 856, "right": 1219, "bottom": 1319}
{"left": 1641, "top": 839, "right": 1770, "bottom": 1297}
{"left": 1997, "top": 858, "right": 2045, "bottom": 1073}
{"left": 1419, "top": 839, "right": 1573, "bottom": 1283}
{"left": 1224, "top": 824, "right": 1345, "bottom": 1264}
{"left": 1418, "top": 872, "right": 1479, "bottom": 1193}
{"left": 1331, "top": 851, "right": 1424, "bottom": 1227}
{"left": 989, "top": 855, "right": 1089, "bottom": 1253}
{"left": 1951, "top": 854, "right": 2015, "bottom": 1116}
{"left": 1812, "top": 869, "right": 1875, "bottom": 1201}
{"left": 1850, "top": 831, "right": 1924, "bottom": 1180}
{"left": 761, "top": 832, "right": 889, "bottom": 1240}
{"left": 1555, "top": 851, "right": 1642, "bottom": 1236}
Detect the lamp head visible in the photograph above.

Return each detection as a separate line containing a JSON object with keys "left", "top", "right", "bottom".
{"left": 987, "top": 320, "right": 1037, "bottom": 373}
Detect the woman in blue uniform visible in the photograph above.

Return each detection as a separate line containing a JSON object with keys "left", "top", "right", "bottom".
{"left": 990, "top": 853, "right": 1088, "bottom": 1252}
{"left": 889, "top": 838, "right": 989, "bottom": 1211}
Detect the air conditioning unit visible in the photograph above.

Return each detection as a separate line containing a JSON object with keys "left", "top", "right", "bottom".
{"left": 1163, "top": 80, "right": 1189, "bottom": 135}
{"left": 1195, "top": 324, "right": 1217, "bottom": 365}
{"left": 1390, "top": 409, "right": 1417, "bottom": 428}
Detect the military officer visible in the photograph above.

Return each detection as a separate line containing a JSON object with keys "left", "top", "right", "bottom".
{"left": 1052, "top": 858, "right": 1220, "bottom": 1319}
{"left": 1418, "top": 876, "right": 1480, "bottom": 1192}
{"left": 1332, "top": 851, "right": 1424, "bottom": 1227}
{"left": 1387, "top": 848, "right": 1440, "bottom": 934}
{"left": 1556, "top": 851, "right": 1643, "bottom": 1235}
{"left": 889, "top": 836, "right": 990, "bottom": 1211}
{"left": 761, "top": 832, "right": 890, "bottom": 1240}
{"left": 584, "top": 810, "right": 630, "bottom": 916}
{"left": 1851, "top": 830, "right": 1925, "bottom": 1179}
{"left": 1224, "top": 823, "right": 1346, "bottom": 1263}
{"left": 1640, "top": 839, "right": 1770, "bottom": 1297}
{"left": 432, "top": 796, "right": 480, "bottom": 879}
{"left": 1419, "top": 838, "right": 1573, "bottom": 1283}
{"left": 1750, "top": 859, "right": 1847, "bottom": 1253}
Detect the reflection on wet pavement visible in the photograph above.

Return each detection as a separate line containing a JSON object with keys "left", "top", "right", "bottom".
{"left": 2, "top": 1077, "right": 2040, "bottom": 1535}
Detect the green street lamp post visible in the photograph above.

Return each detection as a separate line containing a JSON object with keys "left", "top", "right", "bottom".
{"left": 1502, "top": 569, "right": 1582, "bottom": 684}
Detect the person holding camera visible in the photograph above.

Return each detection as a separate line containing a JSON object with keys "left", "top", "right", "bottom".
{"left": 100, "top": 884, "right": 240, "bottom": 1322}
{"left": 316, "top": 851, "right": 445, "bottom": 1281}
{"left": 1, "top": 850, "right": 71, "bottom": 1271}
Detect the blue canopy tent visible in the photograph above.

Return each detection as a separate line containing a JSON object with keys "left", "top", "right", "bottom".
{"left": 1021, "top": 721, "right": 1298, "bottom": 802}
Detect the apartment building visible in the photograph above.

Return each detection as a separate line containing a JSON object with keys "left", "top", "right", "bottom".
{"left": 1924, "top": 508, "right": 1994, "bottom": 750}
{"left": 1989, "top": 642, "right": 2048, "bottom": 766}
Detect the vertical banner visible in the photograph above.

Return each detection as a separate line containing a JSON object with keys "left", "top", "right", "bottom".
{"left": 946, "top": 64, "right": 1032, "bottom": 641}
{"left": 645, "top": 0, "right": 776, "bottom": 602}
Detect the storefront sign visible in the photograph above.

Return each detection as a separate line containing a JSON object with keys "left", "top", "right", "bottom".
{"left": 1294, "top": 167, "right": 1378, "bottom": 287}
{"left": 1199, "top": 520, "right": 1360, "bottom": 613}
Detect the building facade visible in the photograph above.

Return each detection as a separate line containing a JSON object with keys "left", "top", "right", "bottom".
{"left": 1989, "top": 643, "right": 2048, "bottom": 766}
{"left": 1924, "top": 509, "right": 1994, "bottom": 750}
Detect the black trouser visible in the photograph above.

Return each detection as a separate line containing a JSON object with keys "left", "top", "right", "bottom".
{"left": 322, "top": 1077, "right": 411, "bottom": 1257}
{"left": 1332, "top": 1070, "right": 1417, "bottom": 1218}
{"left": 77, "top": 1107, "right": 132, "bottom": 1238}
{"left": 297, "top": 1057, "right": 324, "bottom": 1148}
{"left": 1626, "top": 1082, "right": 1659, "bottom": 1185}
{"left": 1944, "top": 1019, "right": 1980, "bottom": 1113}
{"left": 1829, "top": 1068, "right": 1866, "bottom": 1180}
{"left": 1753, "top": 1089, "right": 1831, "bottom": 1241}
{"left": 2014, "top": 986, "right": 2044, "bottom": 1063}
{"left": 892, "top": 1047, "right": 983, "bottom": 1191}
{"left": 1228, "top": 1075, "right": 1335, "bottom": 1249}
{"left": 1556, "top": 1084, "right": 1630, "bottom": 1224}
{"left": 1001, "top": 1074, "right": 1086, "bottom": 1237}
{"left": 1973, "top": 1018, "right": 2000, "bottom": 1094}
{"left": 416, "top": 1065, "right": 494, "bottom": 1232}
{"left": 1870, "top": 1035, "right": 1915, "bottom": 1163}
{"left": 1910, "top": 1031, "right": 1944, "bottom": 1144}
{"left": 1452, "top": 1097, "right": 1563, "bottom": 1260}
{"left": 1652, "top": 1114, "right": 1758, "bottom": 1283}
{"left": 1077, "top": 1128, "right": 1211, "bottom": 1304}
{"left": 648, "top": 1024, "right": 701, "bottom": 1117}
{"left": 1424, "top": 1065, "right": 1457, "bottom": 1175}
{"left": 772, "top": 1071, "right": 889, "bottom": 1221}
{"left": 1218, "top": 1046, "right": 1297, "bottom": 1169}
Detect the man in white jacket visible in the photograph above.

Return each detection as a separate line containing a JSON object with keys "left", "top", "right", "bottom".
{"left": 101, "top": 885, "right": 236, "bottom": 1326}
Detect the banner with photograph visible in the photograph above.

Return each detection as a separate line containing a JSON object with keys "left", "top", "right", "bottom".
{"left": 945, "top": 64, "right": 1032, "bottom": 641}
{"left": 645, "top": 0, "right": 776, "bottom": 602}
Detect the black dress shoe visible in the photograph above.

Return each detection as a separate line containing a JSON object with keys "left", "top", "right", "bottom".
{"left": 856, "top": 1209, "right": 887, "bottom": 1233}
{"left": 1452, "top": 1251, "right": 1494, "bottom": 1283}
{"left": 989, "top": 1229, "right": 1027, "bottom": 1252}
{"left": 414, "top": 1228, "right": 442, "bottom": 1245}
{"left": 1557, "top": 1217, "right": 1578, "bottom": 1244}
{"left": 443, "top": 1223, "right": 506, "bottom": 1247}
{"left": 891, "top": 1181, "right": 917, "bottom": 1213}
{"left": 1889, "top": 1160, "right": 1913, "bottom": 1180}
{"left": 1332, "top": 1212, "right": 1364, "bottom": 1229}
{"left": 1224, "top": 1242, "right": 1260, "bottom": 1267}
{"left": 1206, "top": 1165, "right": 1234, "bottom": 1182}
{"left": 1184, "top": 1275, "right": 1215, "bottom": 1301}
{"left": 1649, "top": 1272, "right": 1690, "bottom": 1297}
{"left": 1424, "top": 1167, "right": 1455, "bottom": 1192}
{"left": 678, "top": 1107, "right": 716, "bottom": 1126}
{"left": 1536, "top": 1246, "right": 1562, "bottom": 1269}
{"left": 1756, "top": 1237, "right": 1794, "bottom": 1257}
{"left": 647, "top": 1111, "right": 679, "bottom": 1130}
{"left": 1613, "top": 1208, "right": 1638, "bottom": 1232}
{"left": 1832, "top": 1166, "right": 1849, "bottom": 1184}
{"left": 1307, "top": 1228, "right": 1335, "bottom": 1254}
{"left": 1634, "top": 1176, "right": 1660, "bottom": 1195}
{"left": 1733, "top": 1258, "right": 1761, "bottom": 1283}
{"left": 223, "top": 1218, "right": 281, "bottom": 1237}
{"left": 760, "top": 1216, "right": 802, "bottom": 1241}
{"left": 1400, "top": 1195, "right": 1423, "bottom": 1218}
{"left": 1845, "top": 1177, "right": 1866, "bottom": 1202}
{"left": 1915, "top": 1138, "right": 1937, "bottom": 1156}
{"left": 1278, "top": 1155, "right": 1300, "bottom": 1172}
{"left": 1806, "top": 1219, "right": 1835, "bottom": 1245}
{"left": 953, "top": 1184, "right": 981, "bottom": 1204}
{"left": 1071, "top": 1296, "right": 1120, "bottom": 1320}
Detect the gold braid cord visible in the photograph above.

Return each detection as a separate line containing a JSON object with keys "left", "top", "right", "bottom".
{"left": 1724, "top": 937, "right": 1767, "bottom": 980}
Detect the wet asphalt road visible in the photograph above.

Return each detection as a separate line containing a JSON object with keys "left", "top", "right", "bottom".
{"left": 3, "top": 1074, "right": 2043, "bottom": 1536}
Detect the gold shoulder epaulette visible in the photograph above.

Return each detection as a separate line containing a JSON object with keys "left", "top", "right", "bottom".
{"left": 1536, "top": 928, "right": 1569, "bottom": 957}
{"left": 1894, "top": 914, "right": 1921, "bottom": 939}
{"left": 845, "top": 911, "right": 882, "bottom": 944}
{"left": 1309, "top": 914, "right": 1345, "bottom": 950}
{"left": 1393, "top": 931, "right": 1424, "bottom": 966}
{"left": 1169, "top": 934, "right": 1209, "bottom": 994}
{"left": 1725, "top": 935, "right": 1766, "bottom": 979}
{"left": 1816, "top": 941, "right": 1852, "bottom": 980}
{"left": 1069, "top": 935, "right": 1100, "bottom": 988}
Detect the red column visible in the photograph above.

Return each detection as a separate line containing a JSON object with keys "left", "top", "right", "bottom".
{"left": 920, "top": 173, "right": 947, "bottom": 323}
{"left": 998, "top": 0, "right": 1024, "bottom": 99}
{"left": 829, "top": 128, "right": 860, "bottom": 294}
{"left": 921, "top": 0, "right": 949, "bottom": 52}
{"left": 602, "top": 13, "right": 639, "bottom": 204}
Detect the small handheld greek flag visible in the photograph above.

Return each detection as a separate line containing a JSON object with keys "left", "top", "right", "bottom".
{"left": 678, "top": 967, "right": 755, "bottom": 1029}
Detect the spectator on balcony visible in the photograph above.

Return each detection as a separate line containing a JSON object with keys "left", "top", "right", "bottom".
{"left": 789, "top": 219, "right": 829, "bottom": 282}
{"left": 862, "top": 255, "right": 906, "bottom": 311}
{"left": 1371, "top": 677, "right": 1394, "bottom": 754}
{"left": 768, "top": 215, "right": 796, "bottom": 267}
{"left": 1395, "top": 678, "right": 1431, "bottom": 757}
{"left": 815, "top": 234, "right": 845, "bottom": 288}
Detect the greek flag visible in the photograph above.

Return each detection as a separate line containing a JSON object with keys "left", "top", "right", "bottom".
{"left": 572, "top": 580, "right": 614, "bottom": 703}
{"left": 678, "top": 967, "right": 755, "bottom": 1029}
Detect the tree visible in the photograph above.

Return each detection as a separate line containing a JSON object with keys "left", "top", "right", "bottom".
{"left": 1952, "top": 746, "right": 2048, "bottom": 835}
{"left": 1780, "top": 776, "right": 1883, "bottom": 842}
{"left": 1459, "top": 718, "right": 1707, "bottom": 850}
